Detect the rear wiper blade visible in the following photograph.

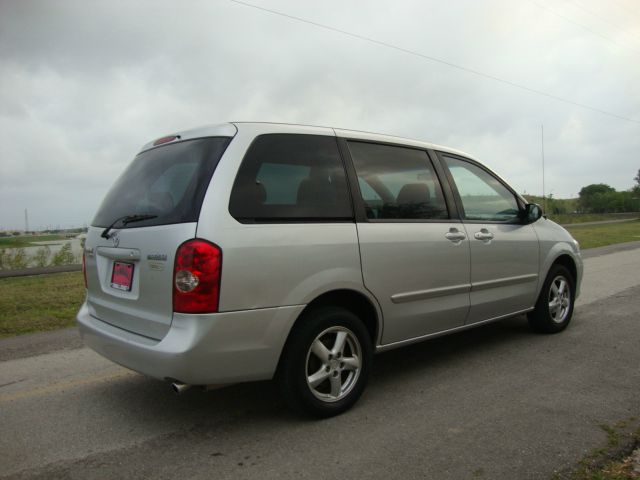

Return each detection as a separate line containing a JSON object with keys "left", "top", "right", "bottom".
{"left": 101, "top": 214, "right": 158, "bottom": 239}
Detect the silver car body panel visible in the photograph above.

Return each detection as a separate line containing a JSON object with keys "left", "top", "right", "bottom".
{"left": 77, "top": 302, "right": 304, "bottom": 384}
{"left": 462, "top": 222, "right": 540, "bottom": 324}
{"left": 356, "top": 222, "right": 471, "bottom": 345}
{"left": 196, "top": 123, "right": 367, "bottom": 313}
{"left": 84, "top": 223, "right": 197, "bottom": 339}
{"left": 376, "top": 306, "right": 534, "bottom": 352}
{"left": 531, "top": 217, "right": 583, "bottom": 298}
{"left": 78, "top": 121, "right": 584, "bottom": 384}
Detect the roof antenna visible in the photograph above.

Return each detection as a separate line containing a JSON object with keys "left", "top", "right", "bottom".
{"left": 541, "top": 124, "right": 546, "bottom": 214}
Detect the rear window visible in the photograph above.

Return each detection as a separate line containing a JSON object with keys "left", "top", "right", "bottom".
{"left": 229, "top": 134, "right": 353, "bottom": 222}
{"left": 93, "top": 137, "right": 231, "bottom": 228}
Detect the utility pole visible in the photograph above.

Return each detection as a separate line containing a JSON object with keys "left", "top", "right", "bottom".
{"left": 541, "top": 124, "right": 546, "bottom": 214}
{"left": 24, "top": 208, "right": 29, "bottom": 233}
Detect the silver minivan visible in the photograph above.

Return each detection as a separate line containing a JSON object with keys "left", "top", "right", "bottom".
{"left": 77, "top": 122, "right": 583, "bottom": 417}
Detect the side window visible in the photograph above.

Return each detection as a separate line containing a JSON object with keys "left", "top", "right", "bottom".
{"left": 347, "top": 141, "right": 449, "bottom": 220}
{"left": 229, "top": 134, "right": 352, "bottom": 221}
{"left": 443, "top": 156, "right": 519, "bottom": 222}
{"left": 255, "top": 163, "right": 310, "bottom": 204}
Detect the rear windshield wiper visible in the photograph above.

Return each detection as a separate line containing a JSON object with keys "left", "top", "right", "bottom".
{"left": 101, "top": 214, "right": 158, "bottom": 239}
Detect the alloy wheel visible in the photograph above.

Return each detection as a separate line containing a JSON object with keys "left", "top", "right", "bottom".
{"left": 548, "top": 275, "right": 571, "bottom": 324}
{"left": 305, "top": 326, "right": 362, "bottom": 403}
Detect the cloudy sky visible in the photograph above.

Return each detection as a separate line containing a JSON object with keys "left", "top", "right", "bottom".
{"left": 0, "top": 0, "right": 638, "bottom": 230}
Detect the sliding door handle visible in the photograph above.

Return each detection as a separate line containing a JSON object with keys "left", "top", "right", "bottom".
{"left": 445, "top": 228, "right": 466, "bottom": 244}
{"left": 474, "top": 228, "right": 494, "bottom": 242}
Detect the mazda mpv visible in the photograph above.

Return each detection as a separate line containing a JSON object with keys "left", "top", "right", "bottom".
{"left": 77, "top": 122, "right": 583, "bottom": 417}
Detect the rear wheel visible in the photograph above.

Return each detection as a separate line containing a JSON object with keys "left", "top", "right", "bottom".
{"left": 277, "top": 306, "right": 373, "bottom": 418}
{"left": 528, "top": 265, "right": 575, "bottom": 333}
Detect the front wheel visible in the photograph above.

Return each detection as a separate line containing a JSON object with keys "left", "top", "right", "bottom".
{"left": 277, "top": 306, "right": 373, "bottom": 418}
{"left": 528, "top": 265, "right": 575, "bottom": 334}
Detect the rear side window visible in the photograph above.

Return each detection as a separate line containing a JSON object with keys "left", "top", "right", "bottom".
{"left": 347, "top": 141, "right": 449, "bottom": 220}
{"left": 93, "top": 137, "right": 230, "bottom": 228}
{"left": 229, "top": 134, "right": 353, "bottom": 222}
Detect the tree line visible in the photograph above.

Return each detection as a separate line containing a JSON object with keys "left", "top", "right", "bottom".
{"left": 576, "top": 169, "right": 640, "bottom": 213}
{"left": 527, "top": 169, "right": 640, "bottom": 215}
{"left": 577, "top": 182, "right": 640, "bottom": 214}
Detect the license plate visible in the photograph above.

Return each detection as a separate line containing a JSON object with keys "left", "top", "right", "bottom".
{"left": 111, "top": 262, "right": 134, "bottom": 291}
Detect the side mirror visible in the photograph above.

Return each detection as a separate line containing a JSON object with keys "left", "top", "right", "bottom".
{"left": 521, "top": 203, "right": 543, "bottom": 224}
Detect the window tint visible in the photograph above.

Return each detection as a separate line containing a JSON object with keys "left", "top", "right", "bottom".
{"left": 348, "top": 141, "right": 448, "bottom": 220}
{"left": 357, "top": 178, "right": 382, "bottom": 202}
{"left": 229, "top": 134, "right": 352, "bottom": 221}
{"left": 93, "top": 137, "right": 230, "bottom": 228}
{"left": 443, "top": 156, "right": 519, "bottom": 222}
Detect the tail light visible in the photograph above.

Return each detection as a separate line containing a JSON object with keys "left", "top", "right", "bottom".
{"left": 82, "top": 251, "right": 87, "bottom": 288}
{"left": 173, "top": 239, "right": 222, "bottom": 313}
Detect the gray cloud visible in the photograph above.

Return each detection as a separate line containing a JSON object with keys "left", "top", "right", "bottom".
{"left": 0, "top": 0, "right": 638, "bottom": 229}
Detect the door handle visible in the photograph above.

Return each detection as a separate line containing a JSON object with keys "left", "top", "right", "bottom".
{"left": 474, "top": 229, "right": 494, "bottom": 242}
{"left": 445, "top": 228, "right": 466, "bottom": 244}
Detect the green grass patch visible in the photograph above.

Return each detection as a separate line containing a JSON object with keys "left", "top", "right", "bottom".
{"left": 0, "top": 272, "right": 85, "bottom": 338}
{"left": 565, "top": 220, "right": 640, "bottom": 249}
{"left": 550, "top": 213, "right": 639, "bottom": 225}
{"left": 0, "top": 234, "right": 68, "bottom": 248}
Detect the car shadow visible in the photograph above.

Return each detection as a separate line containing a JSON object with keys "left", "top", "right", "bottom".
{"left": 372, "top": 314, "right": 534, "bottom": 385}
{"left": 85, "top": 314, "right": 545, "bottom": 427}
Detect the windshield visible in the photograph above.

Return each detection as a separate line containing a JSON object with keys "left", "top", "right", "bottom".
{"left": 93, "top": 137, "right": 231, "bottom": 228}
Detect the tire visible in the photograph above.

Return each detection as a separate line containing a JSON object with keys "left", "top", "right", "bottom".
{"left": 277, "top": 306, "right": 373, "bottom": 418}
{"left": 528, "top": 264, "right": 575, "bottom": 334}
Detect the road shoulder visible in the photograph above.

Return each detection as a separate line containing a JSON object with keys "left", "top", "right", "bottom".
{"left": 0, "top": 327, "right": 82, "bottom": 362}
{"left": 580, "top": 240, "right": 640, "bottom": 259}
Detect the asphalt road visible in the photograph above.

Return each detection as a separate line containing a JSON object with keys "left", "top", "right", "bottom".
{"left": 1, "top": 244, "right": 639, "bottom": 479}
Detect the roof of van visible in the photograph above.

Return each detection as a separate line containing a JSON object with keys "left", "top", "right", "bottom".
{"left": 141, "top": 121, "right": 478, "bottom": 161}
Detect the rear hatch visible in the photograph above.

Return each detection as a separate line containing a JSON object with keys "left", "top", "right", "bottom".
{"left": 84, "top": 136, "right": 231, "bottom": 340}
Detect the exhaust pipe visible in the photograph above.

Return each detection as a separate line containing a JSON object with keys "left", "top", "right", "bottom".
{"left": 171, "top": 382, "right": 192, "bottom": 394}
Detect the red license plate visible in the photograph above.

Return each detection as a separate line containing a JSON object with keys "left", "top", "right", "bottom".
{"left": 111, "top": 262, "right": 134, "bottom": 291}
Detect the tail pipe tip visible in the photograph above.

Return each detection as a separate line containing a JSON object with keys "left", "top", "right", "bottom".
{"left": 171, "top": 382, "right": 192, "bottom": 394}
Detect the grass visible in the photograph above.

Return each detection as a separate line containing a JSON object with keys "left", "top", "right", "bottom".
{"left": 0, "top": 272, "right": 85, "bottom": 338}
{"left": 0, "top": 234, "right": 68, "bottom": 248}
{"left": 565, "top": 219, "right": 640, "bottom": 249}
{"left": 553, "top": 419, "right": 640, "bottom": 480}
{"left": 550, "top": 213, "right": 639, "bottom": 225}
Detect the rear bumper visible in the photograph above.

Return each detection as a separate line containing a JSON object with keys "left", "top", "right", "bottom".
{"left": 77, "top": 302, "right": 304, "bottom": 385}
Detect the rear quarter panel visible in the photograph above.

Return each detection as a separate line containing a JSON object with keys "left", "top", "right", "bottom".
{"left": 195, "top": 124, "right": 369, "bottom": 313}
